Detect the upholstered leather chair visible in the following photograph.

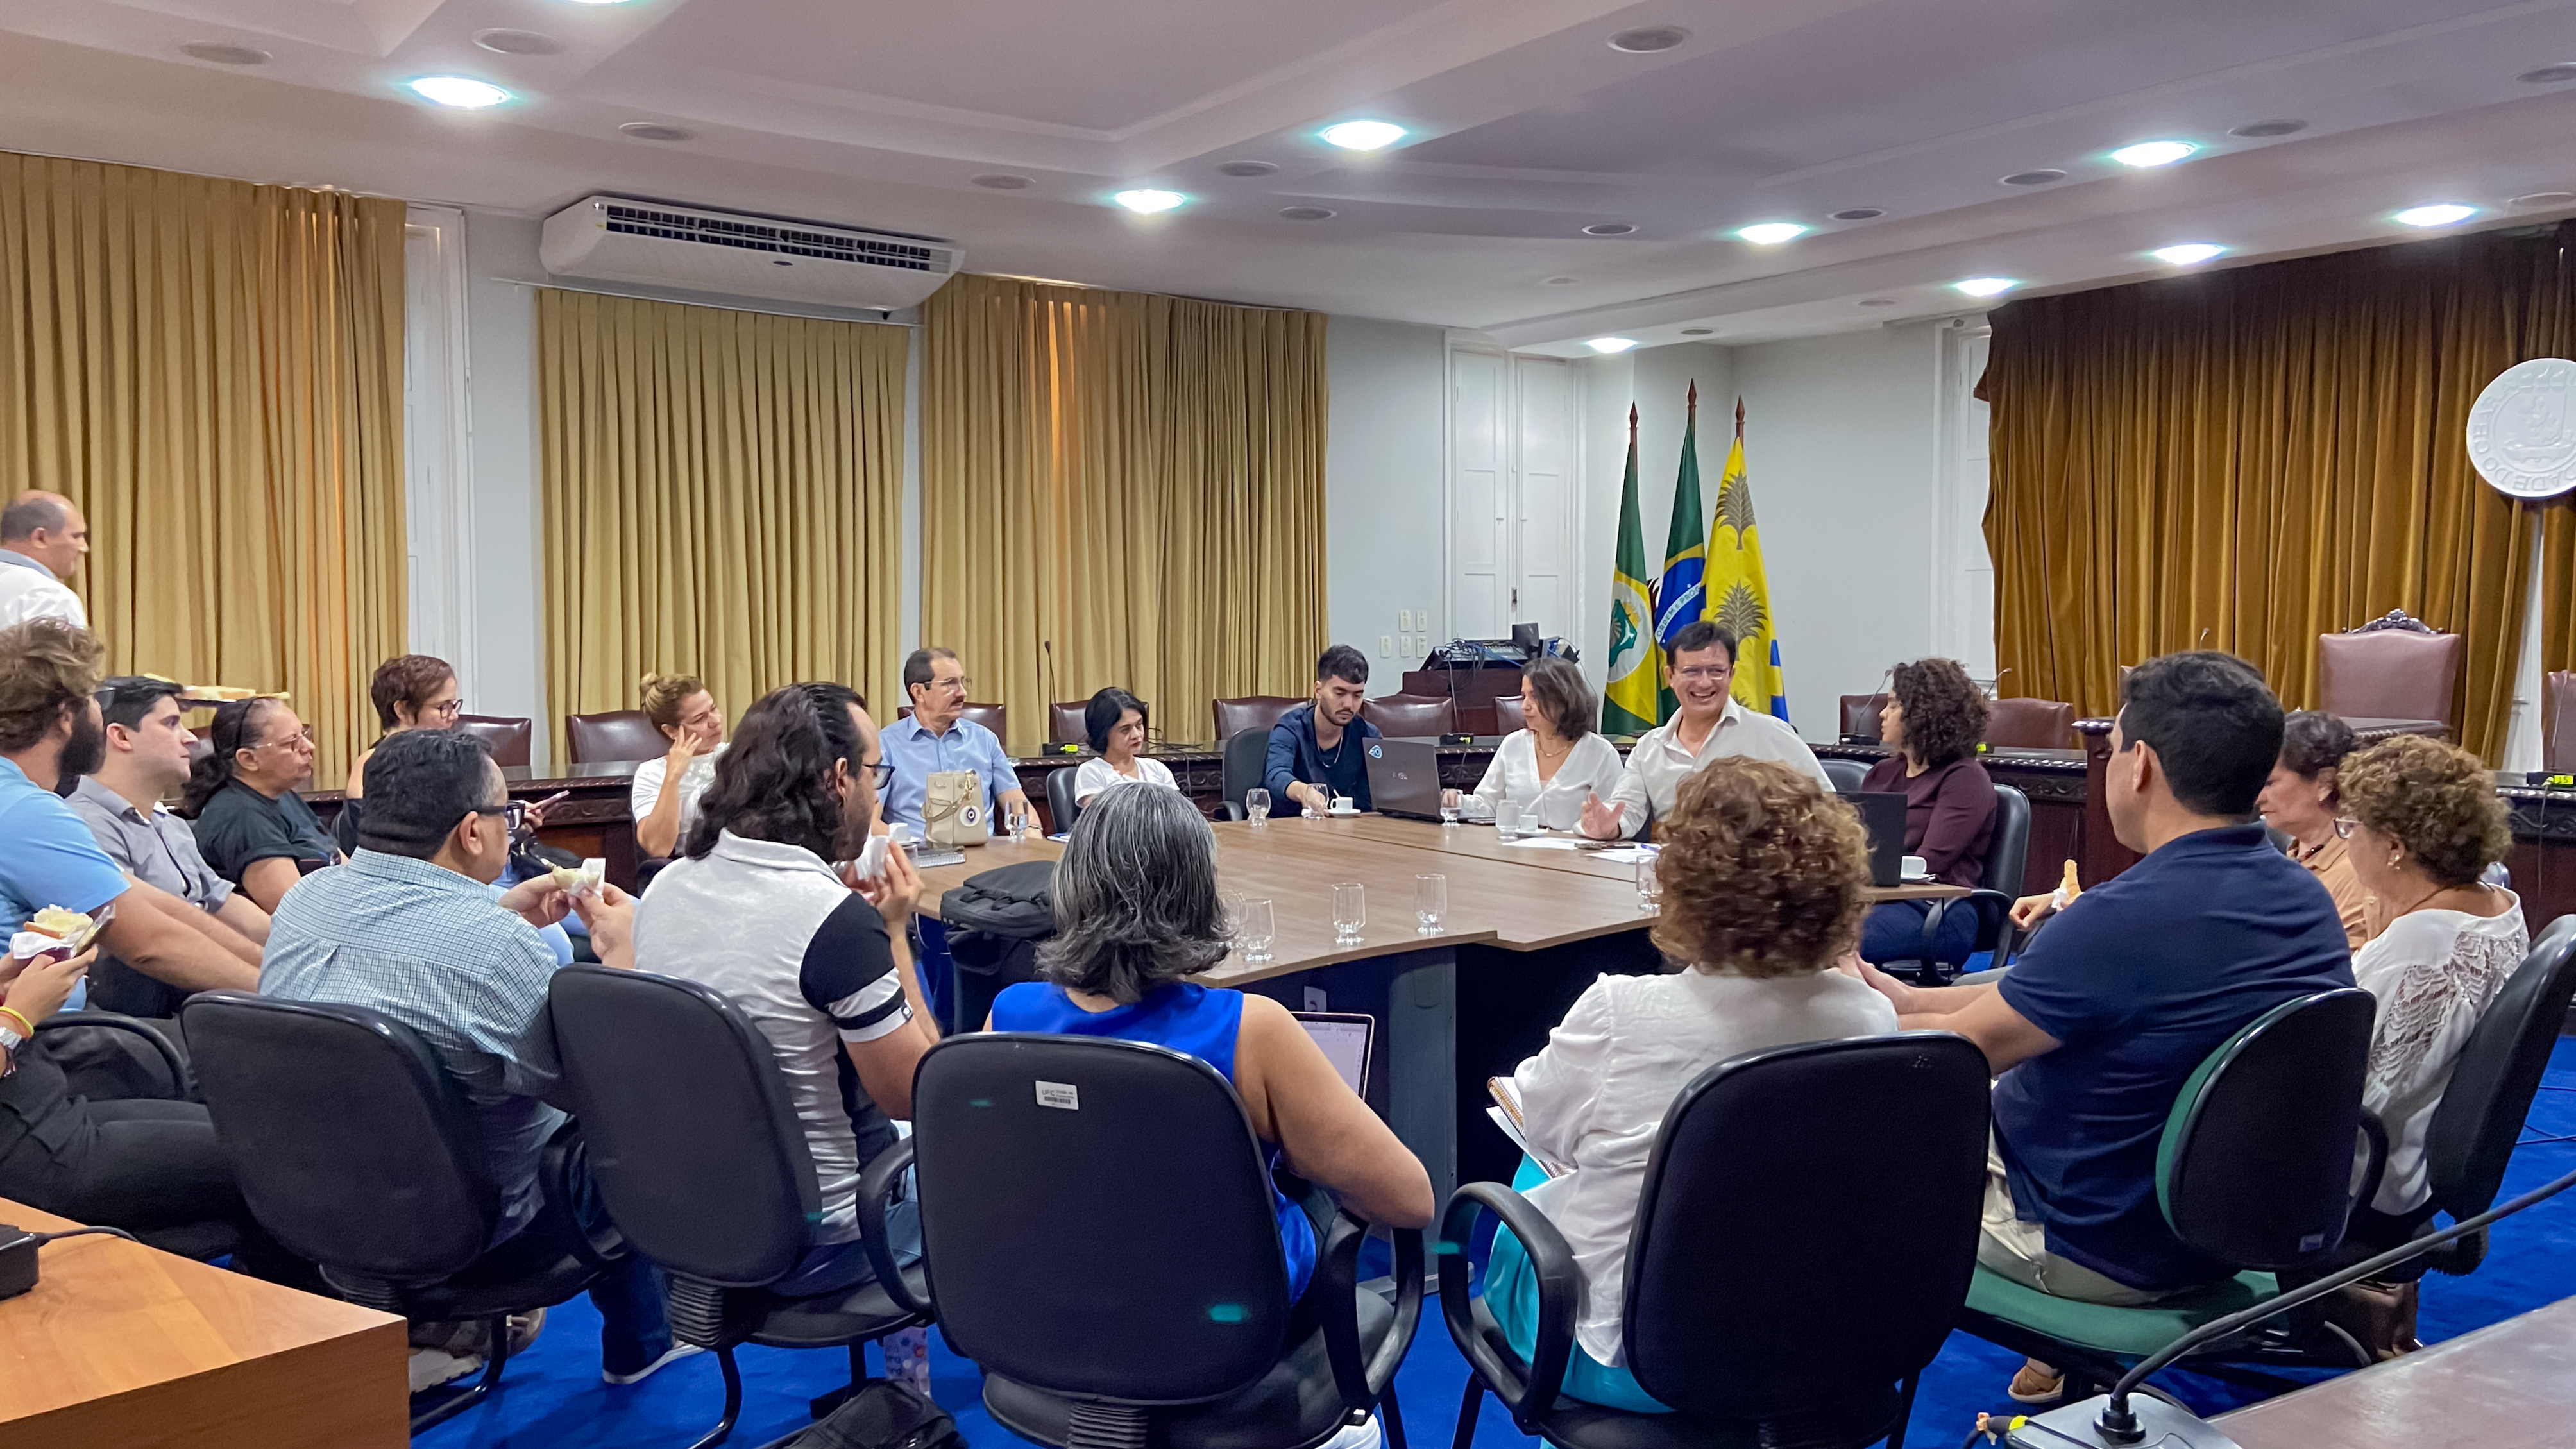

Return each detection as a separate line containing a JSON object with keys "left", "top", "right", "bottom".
{"left": 1840, "top": 693, "right": 1891, "bottom": 741}
{"left": 1491, "top": 695, "right": 1527, "bottom": 735}
{"left": 1211, "top": 696, "right": 1300, "bottom": 741}
{"left": 453, "top": 715, "right": 532, "bottom": 768}
{"left": 1049, "top": 702, "right": 1089, "bottom": 747}
{"left": 1985, "top": 698, "right": 2077, "bottom": 750}
{"left": 566, "top": 709, "right": 667, "bottom": 765}
{"left": 2317, "top": 611, "right": 2462, "bottom": 727}
{"left": 2543, "top": 671, "right": 2576, "bottom": 772}
{"left": 1362, "top": 694, "right": 1457, "bottom": 738}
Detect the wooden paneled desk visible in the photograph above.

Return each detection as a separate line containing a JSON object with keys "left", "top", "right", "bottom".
{"left": 2214, "top": 1294, "right": 2576, "bottom": 1448}
{"left": 0, "top": 1198, "right": 406, "bottom": 1449}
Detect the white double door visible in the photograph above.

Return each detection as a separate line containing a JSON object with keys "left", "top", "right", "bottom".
{"left": 1448, "top": 342, "right": 1579, "bottom": 643}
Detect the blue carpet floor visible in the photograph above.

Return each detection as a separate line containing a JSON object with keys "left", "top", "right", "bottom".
{"left": 420, "top": 1038, "right": 2576, "bottom": 1449}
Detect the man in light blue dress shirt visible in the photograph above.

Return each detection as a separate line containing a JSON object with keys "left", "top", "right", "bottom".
{"left": 878, "top": 645, "right": 1040, "bottom": 839}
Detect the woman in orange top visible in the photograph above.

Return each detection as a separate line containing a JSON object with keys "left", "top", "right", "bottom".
{"left": 2257, "top": 710, "right": 2372, "bottom": 951}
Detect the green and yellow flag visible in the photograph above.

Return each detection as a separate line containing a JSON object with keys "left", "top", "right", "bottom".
{"left": 1708, "top": 396, "right": 1790, "bottom": 720}
{"left": 1602, "top": 405, "right": 1660, "bottom": 736}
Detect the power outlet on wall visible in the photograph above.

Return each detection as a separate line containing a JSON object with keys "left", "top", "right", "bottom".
{"left": 1380, "top": 635, "right": 1393, "bottom": 656}
{"left": 1303, "top": 987, "right": 1328, "bottom": 1012}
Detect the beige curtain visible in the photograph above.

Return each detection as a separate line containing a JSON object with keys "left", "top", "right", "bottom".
{"left": 920, "top": 272, "right": 1328, "bottom": 755}
{"left": 0, "top": 151, "right": 407, "bottom": 778}
{"left": 538, "top": 290, "right": 907, "bottom": 760}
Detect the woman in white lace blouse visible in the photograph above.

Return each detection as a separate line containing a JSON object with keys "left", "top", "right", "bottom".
{"left": 2337, "top": 735, "right": 2525, "bottom": 1255}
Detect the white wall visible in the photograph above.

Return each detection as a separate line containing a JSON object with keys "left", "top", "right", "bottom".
{"left": 460, "top": 210, "right": 551, "bottom": 754}
{"left": 1323, "top": 316, "right": 1449, "bottom": 681}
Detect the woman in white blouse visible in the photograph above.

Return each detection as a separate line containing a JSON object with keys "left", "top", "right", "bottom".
{"left": 1071, "top": 688, "right": 1176, "bottom": 808}
{"left": 1487, "top": 759, "right": 1897, "bottom": 1412}
{"left": 2329, "top": 734, "right": 2525, "bottom": 1354}
{"left": 1471, "top": 657, "right": 1625, "bottom": 832}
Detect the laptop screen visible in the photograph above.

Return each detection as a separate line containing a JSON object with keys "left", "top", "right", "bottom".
{"left": 1292, "top": 1012, "right": 1374, "bottom": 1096}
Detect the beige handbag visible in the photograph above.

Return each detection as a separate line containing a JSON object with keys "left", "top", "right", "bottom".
{"left": 923, "top": 770, "right": 988, "bottom": 849}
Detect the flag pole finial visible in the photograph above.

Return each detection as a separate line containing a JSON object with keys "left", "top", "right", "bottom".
{"left": 1687, "top": 380, "right": 1697, "bottom": 411}
{"left": 1734, "top": 394, "right": 1745, "bottom": 439}
{"left": 1628, "top": 403, "right": 1638, "bottom": 432}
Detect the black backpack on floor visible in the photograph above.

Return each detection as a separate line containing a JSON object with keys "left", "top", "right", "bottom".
{"left": 942, "top": 860, "right": 1058, "bottom": 1033}
{"left": 788, "top": 1381, "right": 963, "bottom": 1449}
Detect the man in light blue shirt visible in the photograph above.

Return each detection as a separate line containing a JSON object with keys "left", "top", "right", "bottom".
{"left": 879, "top": 646, "right": 1039, "bottom": 839}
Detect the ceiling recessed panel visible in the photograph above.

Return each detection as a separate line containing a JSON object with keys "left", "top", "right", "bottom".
{"left": 628, "top": 0, "right": 1448, "bottom": 134}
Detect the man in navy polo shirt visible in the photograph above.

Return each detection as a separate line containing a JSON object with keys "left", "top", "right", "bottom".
{"left": 1864, "top": 652, "right": 2352, "bottom": 1400}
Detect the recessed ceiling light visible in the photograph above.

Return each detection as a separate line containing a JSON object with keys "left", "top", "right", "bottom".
{"left": 407, "top": 76, "right": 511, "bottom": 108}
{"left": 1278, "top": 205, "right": 1336, "bottom": 221}
{"left": 1679, "top": 327, "right": 1714, "bottom": 336}
{"left": 1320, "top": 120, "right": 1407, "bottom": 151}
{"left": 2516, "top": 64, "right": 2576, "bottom": 84}
{"left": 1217, "top": 160, "right": 1279, "bottom": 178}
{"left": 2394, "top": 203, "right": 2477, "bottom": 228}
{"left": 2509, "top": 191, "right": 2576, "bottom": 211}
{"left": 2230, "top": 119, "right": 2307, "bottom": 138}
{"left": 1542, "top": 276, "right": 1578, "bottom": 285}
{"left": 2151, "top": 243, "right": 2226, "bottom": 266}
{"left": 972, "top": 174, "right": 1034, "bottom": 189}
{"left": 178, "top": 41, "right": 270, "bottom": 65}
{"left": 1113, "top": 189, "right": 1187, "bottom": 214}
{"left": 1735, "top": 221, "right": 1808, "bottom": 244}
{"left": 618, "top": 122, "right": 693, "bottom": 142}
{"left": 1607, "top": 25, "right": 1691, "bottom": 53}
{"left": 474, "top": 29, "right": 562, "bottom": 55}
{"left": 1829, "top": 207, "right": 1886, "bottom": 221}
{"left": 2001, "top": 169, "right": 2066, "bottom": 187}
{"left": 561, "top": 0, "right": 642, "bottom": 5}
{"left": 1582, "top": 222, "right": 1636, "bottom": 237}
{"left": 1858, "top": 298, "right": 1897, "bottom": 307}
{"left": 1953, "top": 278, "right": 2018, "bottom": 298}
{"left": 1586, "top": 337, "right": 1638, "bottom": 353}
{"left": 2110, "top": 140, "right": 2198, "bottom": 168}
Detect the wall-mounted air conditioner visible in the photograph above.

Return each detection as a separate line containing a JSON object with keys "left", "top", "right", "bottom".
{"left": 539, "top": 196, "right": 962, "bottom": 312}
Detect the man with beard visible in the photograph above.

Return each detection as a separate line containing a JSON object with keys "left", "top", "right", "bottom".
{"left": 1267, "top": 643, "right": 1383, "bottom": 815}
{"left": 0, "top": 619, "right": 290, "bottom": 1267}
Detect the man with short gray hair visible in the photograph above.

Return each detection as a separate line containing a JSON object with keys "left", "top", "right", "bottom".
{"left": 0, "top": 491, "right": 90, "bottom": 631}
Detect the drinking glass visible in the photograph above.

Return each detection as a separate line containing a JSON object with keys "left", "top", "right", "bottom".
{"left": 1496, "top": 799, "right": 1523, "bottom": 840}
{"left": 1238, "top": 898, "right": 1275, "bottom": 963}
{"left": 1634, "top": 851, "right": 1664, "bottom": 912}
{"left": 1221, "top": 892, "right": 1246, "bottom": 951}
{"left": 1333, "top": 882, "right": 1366, "bottom": 943}
{"left": 1414, "top": 874, "right": 1446, "bottom": 936}
{"left": 1246, "top": 788, "right": 1271, "bottom": 826}
{"left": 1003, "top": 807, "right": 1028, "bottom": 840}
{"left": 1439, "top": 789, "right": 1462, "bottom": 827}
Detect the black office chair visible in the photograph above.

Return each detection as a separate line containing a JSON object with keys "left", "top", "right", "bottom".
{"left": 907, "top": 1034, "right": 1425, "bottom": 1449}
{"left": 1045, "top": 765, "right": 1081, "bottom": 837}
{"left": 1887, "top": 783, "right": 2031, "bottom": 983}
{"left": 1820, "top": 757, "right": 1870, "bottom": 792}
{"left": 33, "top": 1010, "right": 190, "bottom": 1102}
{"left": 1960, "top": 988, "right": 2382, "bottom": 1397}
{"left": 1219, "top": 728, "right": 1273, "bottom": 820}
{"left": 548, "top": 966, "right": 930, "bottom": 1449}
{"left": 182, "top": 991, "right": 619, "bottom": 1432}
{"left": 1445, "top": 1034, "right": 1989, "bottom": 1449}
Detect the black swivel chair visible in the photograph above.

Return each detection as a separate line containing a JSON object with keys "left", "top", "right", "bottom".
{"left": 1219, "top": 728, "right": 1274, "bottom": 820}
{"left": 1820, "top": 758, "right": 1870, "bottom": 792}
{"left": 1885, "top": 783, "right": 2031, "bottom": 983}
{"left": 547, "top": 966, "right": 931, "bottom": 1449}
{"left": 1444, "top": 1034, "right": 1990, "bottom": 1449}
{"left": 1045, "top": 765, "right": 1082, "bottom": 837}
{"left": 906, "top": 1034, "right": 1425, "bottom": 1449}
{"left": 182, "top": 992, "right": 620, "bottom": 1432}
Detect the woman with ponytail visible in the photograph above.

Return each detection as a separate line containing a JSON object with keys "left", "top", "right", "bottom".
{"left": 185, "top": 697, "right": 341, "bottom": 912}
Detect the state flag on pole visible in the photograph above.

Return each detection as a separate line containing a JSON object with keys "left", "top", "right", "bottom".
{"left": 1601, "top": 405, "right": 1661, "bottom": 736}
{"left": 1709, "top": 396, "right": 1790, "bottom": 720}
{"left": 1650, "top": 382, "right": 1710, "bottom": 724}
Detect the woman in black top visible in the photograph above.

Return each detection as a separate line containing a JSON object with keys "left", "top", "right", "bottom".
{"left": 183, "top": 698, "right": 341, "bottom": 913}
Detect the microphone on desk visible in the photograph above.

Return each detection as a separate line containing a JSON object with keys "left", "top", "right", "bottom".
{"left": 2008, "top": 1160, "right": 2576, "bottom": 1448}
{"left": 1044, "top": 640, "right": 1059, "bottom": 713}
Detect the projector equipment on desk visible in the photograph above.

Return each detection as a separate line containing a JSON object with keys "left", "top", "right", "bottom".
{"left": 2007, "top": 1160, "right": 2576, "bottom": 1449}
{"left": 1425, "top": 623, "right": 1567, "bottom": 669}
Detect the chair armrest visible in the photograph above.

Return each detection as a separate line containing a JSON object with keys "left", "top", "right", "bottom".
{"left": 1221, "top": 802, "right": 1246, "bottom": 822}
{"left": 34, "top": 1011, "right": 191, "bottom": 1099}
{"left": 856, "top": 1137, "right": 933, "bottom": 1319}
{"left": 1312, "top": 1210, "right": 1426, "bottom": 1412}
{"left": 538, "top": 1123, "right": 627, "bottom": 1269}
{"left": 2351, "top": 1110, "right": 2391, "bottom": 1235}
{"left": 1437, "top": 1182, "right": 1576, "bottom": 1425}
{"left": 1914, "top": 890, "right": 2016, "bottom": 969}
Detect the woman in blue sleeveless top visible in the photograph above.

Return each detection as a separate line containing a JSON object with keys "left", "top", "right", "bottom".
{"left": 988, "top": 786, "right": 1433, "bottom": 1300}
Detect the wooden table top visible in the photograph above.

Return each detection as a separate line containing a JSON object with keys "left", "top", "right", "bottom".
{"left": 2214, "top": 1294, "right": 2576, "bottom": 1448}
{"left": 0, "top": 1198, "right": 406, "bottom": 1444}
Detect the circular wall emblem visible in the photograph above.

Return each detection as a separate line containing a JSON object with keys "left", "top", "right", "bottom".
{"left": 2468, "top": 357, "right": 2576, "bottom": 500}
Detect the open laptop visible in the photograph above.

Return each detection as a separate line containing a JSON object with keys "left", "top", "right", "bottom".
{"left": 1836, "top": 790, "right": 1907, "bottom": 887}
{"left": 1362, "top": 738, "right": 1446, "bottom": 821}
{"left": 1292, "top": 1012, "right": 1374, "bottom": 1096}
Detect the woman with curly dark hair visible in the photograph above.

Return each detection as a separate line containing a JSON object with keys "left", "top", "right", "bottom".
{"left": 1857, "top": 657, "right": 1996, "bottom": 966}
{"left": 1487, "top": 759, "right": 1897, "bottom": 1412}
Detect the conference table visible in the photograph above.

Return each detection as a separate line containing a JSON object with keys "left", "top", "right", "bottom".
{"left": 913, "top": 814, "right": 1963, "bottom": 1203}
{"left": 2212, "top": 1293, "right": 2576, "bottom": 1447}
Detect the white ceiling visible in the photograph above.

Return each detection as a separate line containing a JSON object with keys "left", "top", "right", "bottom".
{"left": 4, "top": 0, "right": 2575, "bottom": 349}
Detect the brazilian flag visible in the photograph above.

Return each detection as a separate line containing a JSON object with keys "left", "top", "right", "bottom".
{"left": 1650, "top": 383, "right": 1710, "bottom": 722}
{"left": 1601, "top": 405, "right": 1660, "bottom": 737}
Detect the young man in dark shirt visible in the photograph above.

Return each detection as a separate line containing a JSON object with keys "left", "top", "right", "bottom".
{"left": 1266, "top": 643, "right": 1380, "bottom": 815}
{"left": 1862, "top": 652, "right": 2354, "bottom": 1399}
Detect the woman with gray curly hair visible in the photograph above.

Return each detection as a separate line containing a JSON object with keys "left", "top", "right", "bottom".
{"left": 986, "top": 785, "right": 1433, "bottom": 1305}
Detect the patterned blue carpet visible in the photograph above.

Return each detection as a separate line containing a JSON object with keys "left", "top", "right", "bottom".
{"left": 420, "top": 1038, "right": 2576, "bottom": 1449}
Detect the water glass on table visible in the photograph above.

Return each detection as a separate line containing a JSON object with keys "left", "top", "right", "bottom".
{"left": 1439, "top": 789, "right": 1462, "bottom": 827}
{"left": 1236, "top": 898, "right": 1275, "bottom": 963}
{"left": 1246, "top": 788, "right": 1271, "bottom": 826}
{"left": 1003, "top": 806, "right": 1028, "bottom": 840}
{"left": 1332, "top": 882, "right": 1366, "bottom": 944}
{"left": 1634, "top": 851, "right": 1663, "bottom": 912}
{"left": 1415, "top": 874, "right": 1446, "bottom": 936}
{"left": 1496, "top": 799, "right": 1523, "bottom": 840}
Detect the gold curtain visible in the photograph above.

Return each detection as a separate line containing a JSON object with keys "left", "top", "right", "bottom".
{"left": 0, "top": 151, "right": 406, "bottom": 778}
{"left": 1984, "top": 222, "right": 2576, "bottom": 762}
{"left": 920, "top": 272, "right": 1328, "bottom": 755}
{"left": 538, "top": 290, "right": 907, "bottom": 761}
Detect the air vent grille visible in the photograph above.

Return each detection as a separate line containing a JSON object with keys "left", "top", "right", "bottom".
{"left": 600, "top": 205, "right": 939, "bottom": 272}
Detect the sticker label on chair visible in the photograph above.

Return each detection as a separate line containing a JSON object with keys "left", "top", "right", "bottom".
{"left": 1035, "top": 1080, "right": 1080, "bottom": 1110}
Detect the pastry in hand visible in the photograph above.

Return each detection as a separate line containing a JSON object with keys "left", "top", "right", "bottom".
{"left": 548, "top": 864, "right": 602, "bottom": 895}
{"left": 26, "top": 906, "right": 92, "bottom": 940}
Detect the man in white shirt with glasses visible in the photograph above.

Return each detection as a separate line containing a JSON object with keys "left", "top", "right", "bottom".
{"left": 1580, "top": 621, "right": 1828, "bottom": 841}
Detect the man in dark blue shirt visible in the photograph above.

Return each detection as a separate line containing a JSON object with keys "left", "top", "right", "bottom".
{"left": 1266, "top": 644, "right": 1381, "bottom": 815}
{"left": 1863, "top": 652, "right": 2352, "bottom": 1394}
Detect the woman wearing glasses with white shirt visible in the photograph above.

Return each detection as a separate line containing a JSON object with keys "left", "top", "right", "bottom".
{"left": 1473, "top": 657, "right": 1623, "bottom": 832}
